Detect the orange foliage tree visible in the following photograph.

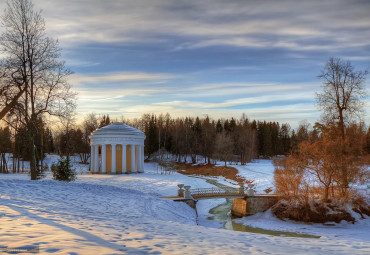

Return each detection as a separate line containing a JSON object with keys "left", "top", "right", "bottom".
{"left": 274, "top": 124, "right": 368, "bottom": 202}
{"left": 274, "top": 156, "right": 305, "bottom": 198}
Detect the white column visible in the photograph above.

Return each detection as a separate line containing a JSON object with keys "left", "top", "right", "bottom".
{"left": 122, "top": 144, "right": 126, "bottom": 173}
{"left": 138, "top": 145, "right": 142, "bottom": 172}
{"left": 94, "top": 145, "right": 99, "bottom": 172}
{"left": 90, "top": 145, "right": 94, "bottom": 172}
{"left": 102, "top": 144, "right": 107, "bottom": 173}
{"left": 111, "top": 144, "right": 116, "bottom": 174}
{"left": 141, "top": 145, "right": 145, "bottom": 172}
{"left": 137, "top": 145, "right": 141, "bottom": 172}
{"left": 131, "top": 144, "right": 136, "bottom": 172}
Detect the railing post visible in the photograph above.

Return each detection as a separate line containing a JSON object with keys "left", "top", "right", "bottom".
{"left": 238, "top": 182, "right": 245, "bottom": 195}
{"left": 247, "top": 183, "right": 255, "bottom": 196}
{"left": 184, "top": 186, "right": 192, "bottom": 199}
{"left": 177, "top": 184, "right": 185, "bottom": 197}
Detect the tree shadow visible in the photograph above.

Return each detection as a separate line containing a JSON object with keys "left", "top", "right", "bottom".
{"left": 2, "top": 199, "right": 156, "bottom": 254}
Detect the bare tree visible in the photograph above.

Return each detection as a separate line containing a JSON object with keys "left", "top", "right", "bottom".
{"left": 236, "top": 115, "right": 257, "bottom": 165}
{"left": 0, "top": 0, "right": 76, "bottom": 180}
{"left": 317, "top": 58, "right": 368, "bottom": 139}
{"left": 316, "top": 58, "right": 368, "bottom": 190}
{"left": 80, "top": 113, "right": 99, "bottom": 164}
{"left": 201, "top": 116, "right": 215, "bottom": 164}
{"left": 56, "top": 104, "right": 76, "bottom": 158}
{"left": 213, "top": 131, "right": 234, "bottom": 166}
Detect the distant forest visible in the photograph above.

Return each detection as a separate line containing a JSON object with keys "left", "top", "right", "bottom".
{"left": 1, "top": 113, "right": 370, "bottom": 172}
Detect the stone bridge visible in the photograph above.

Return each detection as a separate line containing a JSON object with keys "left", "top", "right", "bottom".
{"left": 176, "top": 183, "right": 255, "bottom": 199}
{"left": 169, "top": 183, "right": 280, "bottom": 217}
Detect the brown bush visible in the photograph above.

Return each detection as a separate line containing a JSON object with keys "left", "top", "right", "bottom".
{"left": 273, "top": 157, "right": 304, "bottom": 198}
{"left": 272, "top": 199, "right": 355, "bottom": 224}
{"left": 351, "top": 192, "right": 370, "bottom": 218}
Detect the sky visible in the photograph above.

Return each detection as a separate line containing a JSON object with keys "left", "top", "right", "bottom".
{"left": 1, "top": 0, "right": 370, "bottom": 127}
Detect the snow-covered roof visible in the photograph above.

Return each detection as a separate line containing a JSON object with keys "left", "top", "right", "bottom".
{"left": 91, "top": 123, "right": 145, "bottom": 138}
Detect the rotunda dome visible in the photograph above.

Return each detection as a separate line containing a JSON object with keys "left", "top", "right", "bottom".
{"left": 91, "top": 122, "right": 145, "bottom": 137}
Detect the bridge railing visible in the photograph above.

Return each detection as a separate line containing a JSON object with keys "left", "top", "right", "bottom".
{"left": 190, "top": 187, "right": 239, "bottom": 196}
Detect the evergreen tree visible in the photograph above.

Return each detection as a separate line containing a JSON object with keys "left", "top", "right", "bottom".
{"left": 280, "top": 123, "right": 291, "bottom": 154}
{"left": 144, "top": 115, "right": 158, "bottom": 157}
{"left": 216, "top": 119, "right": 223, "bottom": 133}
{"left": 52, "top": 156, "right": 76, "bottom": 182}
{"left": 99, "top": 115, "right": 111, "bottom": 128}
{"left": 0, "top": 127, "right": 11, "bottom": 173}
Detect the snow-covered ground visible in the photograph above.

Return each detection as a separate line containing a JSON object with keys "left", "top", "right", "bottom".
{"left": 1, "top": 157, "right": 370, "bottom": 254}
{"left": 234, "top": 159, "right": 276, "bottom": 193}
{"left": 234, "top": 209, "right": 370, "bottom": 243}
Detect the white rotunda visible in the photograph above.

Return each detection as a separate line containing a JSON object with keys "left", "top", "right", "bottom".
{"left": 89, "top": 123, "right": 145, "bottom": 174}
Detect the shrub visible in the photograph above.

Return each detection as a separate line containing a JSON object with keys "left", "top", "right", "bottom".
{"left": 273, "top": 157, "right": 304, "bottom": 198}
{"left": 272, "top": 199, "right": 355, "bottom": 224}
{"left": 51, "top": 162, "right": 57, "bottom": 172}
{"left": 52, "top": 157, "right": 76, "bottom": 182}
{"left": 350, "top": 192, "right": 370, "bottom": 218}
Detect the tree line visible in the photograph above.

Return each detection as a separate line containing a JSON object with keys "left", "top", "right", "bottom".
{"left": 135, "top": 114, "right": 313, "bottom": 165}
{"left": 1, "top": 109, "right": 370, "bottom": 174}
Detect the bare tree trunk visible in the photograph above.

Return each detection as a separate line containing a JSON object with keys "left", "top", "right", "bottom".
{"left": 2, "top": 154, "right": 8, "bottom": 173}
{"left": 40, "top": 121, "right": 44, "bottom": 169}
{"left": 30, "top": 134, "right": 37, "bottom": 180}
{"left": 338, "top": 109, "right": 345, "bottom": 140}
{"left": 12, "top": 155, "right": 15, "bottom": 173}
{"left": 323, "top": 186, "right": 329, "bottom": 202}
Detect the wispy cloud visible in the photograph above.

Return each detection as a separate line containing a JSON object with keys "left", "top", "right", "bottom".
{"left": 71, "top": 72, "right": 176, "bottom": 85}
{"left": 19, "top": 0, "right": 368, "bottom": 52}
{"left": 154, "top": 92, "right": 314, "bottom": 109}
{"left": 163, "top": 82, "right": 321, "bottom": 101}
{"left": 77, "top": 87, "right": 166, "bottom": 102}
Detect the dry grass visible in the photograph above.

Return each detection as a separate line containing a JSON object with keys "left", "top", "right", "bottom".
{"left": 174, "top": 163, "right": 248, "bottom": 183}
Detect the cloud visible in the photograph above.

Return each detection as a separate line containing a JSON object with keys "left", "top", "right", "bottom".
{"left": 164, "top": 82, "right": 321, "bottom": 100}
{"left": 65, "top": 59, "right": 100, "bottom": 68}
{"left": 79, "top": 88, "right": 164, "bottom": 99}
{"left": 71, "top": 72, "right": 176, "bottom": 86}
{"left": 1, "top": 0, "right": 364, "bottom": 52}
{"left": 341, "top": 56, "right": 370, "bottom": 61}
{"left": 154, "top": 92, "right": 314, "bottom": 109}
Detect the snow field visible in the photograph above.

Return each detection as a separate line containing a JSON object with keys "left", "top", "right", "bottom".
{"left": 0, "top": 159, "right": 369, "bottom": 254}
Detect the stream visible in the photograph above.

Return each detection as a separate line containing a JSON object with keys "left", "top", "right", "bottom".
{"left": 197, "top": 178, "right": 320, "bottom": 238}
